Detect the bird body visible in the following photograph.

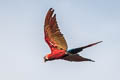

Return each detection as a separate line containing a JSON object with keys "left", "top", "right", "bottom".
{"left": 45, "top": 49, "right": 66, "bottom": 60}
{"left": 43, "top": 8, "right": 102, "bottom": 62}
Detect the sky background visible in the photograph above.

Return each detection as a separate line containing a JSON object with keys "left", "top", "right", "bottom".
{"left": 0, "top": 0, "right": 120, "bottom": 80}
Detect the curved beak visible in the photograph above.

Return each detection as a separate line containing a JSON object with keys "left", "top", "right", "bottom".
{"left": 44, "top": 59, "right": 47, "bottom": 62}
{"left": 44, "top": 57, "right": 48, "bottom": 63}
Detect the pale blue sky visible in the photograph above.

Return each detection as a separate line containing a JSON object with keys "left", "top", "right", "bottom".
{"left": 0, "top": 0, "right": 120, "bottom": 80}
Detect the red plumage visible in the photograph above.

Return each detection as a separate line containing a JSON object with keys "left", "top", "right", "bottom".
{"left": 44, "top": 8, "right": 67, "bottom": 61}
{"left": 43, "top": 8, "right": 102, "bottom": 62}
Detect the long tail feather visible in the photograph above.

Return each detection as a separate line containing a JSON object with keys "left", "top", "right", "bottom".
{"left": 81, "top": 41, "right": 103, "bottom": 49}
{"left": 67, "top": 41, "right": 102, "bottom": 54}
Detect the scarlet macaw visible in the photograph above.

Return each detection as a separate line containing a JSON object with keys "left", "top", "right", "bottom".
{"left": 44, "top": 8, "right": 102, "bottom": 62}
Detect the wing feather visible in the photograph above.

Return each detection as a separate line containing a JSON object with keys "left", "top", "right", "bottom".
{"left": 63, "top": 54, "right": 94, "bottom": 62}
{"left": 44, "top": 8, "right": 68, "bottom": 51}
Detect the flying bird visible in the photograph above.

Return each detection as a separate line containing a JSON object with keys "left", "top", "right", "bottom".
{"left": 44, "top": 8, "right": 102, "bottom": 62}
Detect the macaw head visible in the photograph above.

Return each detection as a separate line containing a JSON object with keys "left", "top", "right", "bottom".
{"left": 44, "top": 54, "right": 56, "bottom": 62}
{"left": 44, "top": 55, "right": 49, "bottom": 62}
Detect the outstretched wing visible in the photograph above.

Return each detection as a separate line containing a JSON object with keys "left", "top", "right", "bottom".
{"left": 44, "top": 8, "right": 68, "bottom": 51}
{"left": 63, "top": 54, "right": 94, "bottom": 62}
